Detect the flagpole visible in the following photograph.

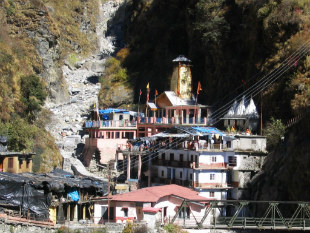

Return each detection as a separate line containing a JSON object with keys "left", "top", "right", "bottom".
{"left": 138, "top": 94, "right": 141, "bottom": 117}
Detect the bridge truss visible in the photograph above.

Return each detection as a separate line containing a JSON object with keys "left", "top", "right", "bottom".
{"left": 170, "top": 200, "right": 310, "bottom": 230}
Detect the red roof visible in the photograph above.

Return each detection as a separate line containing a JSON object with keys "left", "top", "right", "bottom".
{"left": 142, "top": 207, "right": 161, "bottom": 213}
{"left": 111, "top": 184, "right": 209, "bottom": 203}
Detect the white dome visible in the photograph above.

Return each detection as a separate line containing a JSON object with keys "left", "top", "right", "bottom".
{"left": 227, "top": 100, "right": 238, "bottom": 116}
{"left": 235, "top": 96, "right": 246, "bottom": 115}
{"left": 244, "top": 98, "right": 259, "bottom": 117}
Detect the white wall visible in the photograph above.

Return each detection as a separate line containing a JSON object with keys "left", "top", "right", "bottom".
{"left": 198, "top": 171, "right": 227, "bottom": 185}
{"left": 232, "top": 136, "right": 267, "bottom": 152}
{"left": 198, "top": 190, "right": 226, "bottom": 200}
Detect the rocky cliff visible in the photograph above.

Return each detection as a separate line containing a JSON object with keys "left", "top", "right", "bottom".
{"left": 0, "top": 0, "right": 127, "bottom": 172}
{"left": 250, "top": 110, "right": 310, "bottom": 202}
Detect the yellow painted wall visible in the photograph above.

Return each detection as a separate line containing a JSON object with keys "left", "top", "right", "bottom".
{"left": 49, "top": 207, "right": 57, "bottom": 224}
{"left": 3, "top": 156, "right": 19, "bottom": 173}
{"left": 1, "top": 157, "right": 32, "bottom": 173}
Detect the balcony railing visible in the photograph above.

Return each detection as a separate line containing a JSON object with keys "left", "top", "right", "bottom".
{"left": 84, "top": 120, "right": 137, "bottom": 128}
{"left": 151, "top": 177, "right": 193, "bottom": 187}
{"left": 152, "top": 160, "right": 192, "bottom": 168}
{"left": 138, "top": 117, "right": 207, "bottom": 125}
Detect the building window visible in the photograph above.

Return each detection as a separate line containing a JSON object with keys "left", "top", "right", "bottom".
{"left": 191, "top": 155, "right": 194, "bottom": 162}
{"left": 170, "top": 153, "right": 174, "bottom": 161}
{"left": 210, "top": 192, "right": 215, "bottom": 198}
{"left": 8, "top": 158, "right": 13, "bottom": 169}
{"left": 180, "top": 154, "right": 183, "bottom": 162}
{"left": 161, "top": 170, "right": 164, "bottom": 177}
{"left": 19, "top": 160, "right": 22, "bottom": 169}
{"left": 228, "top": 156, "right": 237, "bottom": 166}
{"left": 195, "top": 155, "right": 198, "bottom": 163}
{"left": 251, "top": 139, "right": 257, "bottom": 145}
{"left": 123, "top": 208, "right": 128, "bottom": 217}
{"left": 189, "top": 173, "right": 193, "bottom": 180}
{"left": 115, "top": 132, "right": 120, "bottom": 139}
{"left": 211, "top": 156, "right": 217, "bottom": 163}
{"left": 180, "top": 172, "right": 183, "bottom": 179}
{"left": 26, "top": 160, "right": 30, "bottom": 169}
{"left": 178, "top": 207, "right": 190, "bottom": 219}
{"left": 161, "top": 153, "right": 165, "bottom": 160}
{"left": 210, "top": 174, "right": 215, "bottom": 180}
{"left": 227, "top": 141, "right": 231, "bottom": 148}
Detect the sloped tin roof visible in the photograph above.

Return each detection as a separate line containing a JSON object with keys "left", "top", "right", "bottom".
{"left": 111, "top": 184, "right": 209, "bottom": 203}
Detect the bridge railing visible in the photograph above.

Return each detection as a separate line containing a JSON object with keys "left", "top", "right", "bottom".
{"left": 170, "top": 200, "right": 310, "bottom": 230}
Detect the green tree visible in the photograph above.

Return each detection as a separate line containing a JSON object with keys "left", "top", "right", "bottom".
{"left": 20, "top": 74, "right": 47, "bottom": 122}
{"left": 264, "top": 117, "right": 285, "bottom": 151}
{"left": 194, "top": 0, "right": 230, "bottom": 45}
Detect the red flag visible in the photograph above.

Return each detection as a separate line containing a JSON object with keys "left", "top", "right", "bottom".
{"left": 139, "top": 89, "right": 142, "bottom": 96}
{"left": 146, "top": 85, "right": 149, "bottom": 103}
{"left": 294, "top": 60, "right": 298, "bottom": 67}
{"left": 155, "top": 89, "right": 158, "bottom": 96}
{"left": 197, "top": 81, "right": 202, "bottom": 95}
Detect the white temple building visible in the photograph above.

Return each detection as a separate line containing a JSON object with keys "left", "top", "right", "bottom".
{"left": 222, "top": 96, "right": 259, "bottom": 132}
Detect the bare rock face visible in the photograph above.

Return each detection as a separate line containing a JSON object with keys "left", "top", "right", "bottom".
{"left": 250, "top": 111, "right": 310, "bottom": 213}
{"left": 45, "top": 0, "right": 127, "bottom": 175}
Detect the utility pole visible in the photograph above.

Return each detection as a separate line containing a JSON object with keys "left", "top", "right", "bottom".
{"left": 260, "top": 93, "right": 263, "bottom": 135}
{"left": 107, "top": 161, "right": 111, "bottom": 223}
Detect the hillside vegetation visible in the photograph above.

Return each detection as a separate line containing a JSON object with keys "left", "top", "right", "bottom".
{"left": 0, "top": 0, "right": 99, "bottom": 172}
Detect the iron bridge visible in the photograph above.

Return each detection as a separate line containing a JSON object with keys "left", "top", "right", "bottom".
{"left": 170, "top": 199, "right": 310, "bottom": 230}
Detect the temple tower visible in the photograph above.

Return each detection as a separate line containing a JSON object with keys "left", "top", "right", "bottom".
{"left": 170, "top": 55, "right": 192, "bottom": 100}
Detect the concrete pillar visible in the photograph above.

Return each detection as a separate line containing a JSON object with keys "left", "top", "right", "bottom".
{"left": 148, "top": 153, "right": 152, "bottom": 187}
{"left": 67, "top": 204, "right": 70, "bottom": 221}
{"left": 73, "top": 204, "right": 78, "bottom": 222}
{"left": 115, "top": 152, "right": 119, "bottom": 169}
{"left": 127, "top": 154, "right": 131, "bottom": 180}
{"left": 138, "top": 154, "right": 142, "bottom": 180}
{"left": 186, "top": 109, "right": 189, "bottom": 124}
{"left": 83, "top": 205, "right": 86, "bottom": 220}
{"left": 198, "top": 108, "right": 201, "bottom": 122}
{"left": 57, "top": 202, "right": 65, "bottom": 224}
{"left": 181, "top": 110, "right": 184, "bottom": 124}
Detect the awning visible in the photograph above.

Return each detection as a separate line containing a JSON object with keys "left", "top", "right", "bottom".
{"left": 147, "top": 102, "right": 158, "bottom": 110}
{"left": 142, "top": 207, "right": 161, "bottom": 213}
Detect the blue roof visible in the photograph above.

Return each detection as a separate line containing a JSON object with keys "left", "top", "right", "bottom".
{"left": 98, "top": 108, "right": 129, "bottom": 114}
{"left": 192, "top": 127, "right": 225, "bottom": 136}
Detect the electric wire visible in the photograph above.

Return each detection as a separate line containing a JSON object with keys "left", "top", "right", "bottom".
{"left": 208, "top": 40, "right": 310, "bottom": 124}
{"left": 116, "top": 136, "right": 189, "bottom": 174}
{"left": 117, "top": 136, "right": 187, "bottom": 172}
{"left": 209, "top": 39, "right": 310, "bottom": 122}
{"left": 209, "top": 44, "right": 310, "bottom": 125}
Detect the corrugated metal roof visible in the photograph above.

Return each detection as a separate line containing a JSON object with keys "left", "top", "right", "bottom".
{"left": 147, "top": 102, "right": 158, "bottom": 110}
{"left": 111, "top": 184, "right": 209, "bottom": 203}
{"left": 164, "top": 91, "right": 196, "bottom": 106}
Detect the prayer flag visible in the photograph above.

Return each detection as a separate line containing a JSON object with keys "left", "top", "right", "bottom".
{"left": 197, "top": 81, "right": 202, "bottom": 95}
{"left": 155, "top": 89, "right": 158, "bottom": 96}
{"left": 139, "top": 89, "right": 142, "bottom": 96}
{"left": 146, "top": 82, "right": 149, "bottom": 89}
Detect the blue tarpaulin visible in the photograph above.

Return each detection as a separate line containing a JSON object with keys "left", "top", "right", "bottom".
{"left": 98, "top": 108, "right": 129, "bottom": 114}
{"left": 192, "top": 127, "right": 225, "bottom": 136}
{"left": 68, "top": 190, "right": 80, "bottom": 202}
